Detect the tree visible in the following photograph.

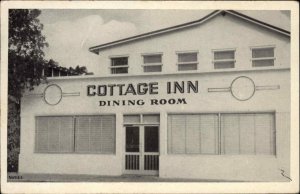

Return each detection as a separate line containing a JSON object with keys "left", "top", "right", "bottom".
{"left": 9, "top": 9, "right": 48, "bottom": 100}
{"left": 69, "top": 65, "right": 88, "bottom": 75}
{"left": 8, "top": 9, "right": 48, "bottom": 172}
{"left": 8, "top": 9, "right": 91, "bottom": 172}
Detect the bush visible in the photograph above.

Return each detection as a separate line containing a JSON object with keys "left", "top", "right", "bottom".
{"left": 7, "top": 99, "right": 20, "bottom": 172}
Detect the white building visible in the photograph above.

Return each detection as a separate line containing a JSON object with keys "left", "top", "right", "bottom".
{"left": 19, "top": 10, "right": 290, "bottom": 181}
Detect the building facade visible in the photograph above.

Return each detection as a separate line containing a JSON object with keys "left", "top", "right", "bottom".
{"left": 19, "top": 10, "right": 290, "bottom": 181}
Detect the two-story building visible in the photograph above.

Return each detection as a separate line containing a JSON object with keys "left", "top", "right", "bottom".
{"left": 19, "top": 10, "right": 290, "bottom": 181}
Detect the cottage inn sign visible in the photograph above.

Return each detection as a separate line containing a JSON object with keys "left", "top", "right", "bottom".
{"left": 36, "top": 76, "right": 280, "bottom": 106}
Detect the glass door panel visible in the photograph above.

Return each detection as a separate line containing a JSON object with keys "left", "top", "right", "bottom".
{"left": 144, "top": 126, "right": 159, "bottom": 152}
{"left": 126, "top": 127, "right": 139, "bottom": 152}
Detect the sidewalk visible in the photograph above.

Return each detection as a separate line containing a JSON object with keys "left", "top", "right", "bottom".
{"left": 7, "top": 172, "right": 233, "bottom": 182}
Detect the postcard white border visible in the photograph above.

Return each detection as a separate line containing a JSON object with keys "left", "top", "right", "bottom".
{"left": 1, "top": 1, "right": 299, "bottom": 193}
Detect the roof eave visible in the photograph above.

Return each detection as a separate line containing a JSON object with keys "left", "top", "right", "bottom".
{"left": 89, "top": 10, "right": 290, "bottom": 54}
{"left": 89, "top": 10, "right": 222, "bottom": 54}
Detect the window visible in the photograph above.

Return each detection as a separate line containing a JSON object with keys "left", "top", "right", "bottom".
{"left": 142, "top": 54, "right": 162, "bottom": 72}
{"left": 177, "top": 52, "right": 198, "bottom": 71}
{"left": 213, "top": 50, "right": 235, "bottom": 69}
{"left": 110, "top": 57, "right": 128, "bottom": 74}
{"left": 168, "top": 114, "right": 219, "bottom": 154}
{"left": 124, "top": 114, "right": 160, "bottom": 125}
{"left": 168, "top": 113, "right": 275, "bottom": 155}
{"left": 251, "top": 47, "right": 275, "bottom": 67}
{"left": 35, "top": 115, "right": 116, "bottom": 154}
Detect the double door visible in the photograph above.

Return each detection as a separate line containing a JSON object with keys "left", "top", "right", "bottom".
{"left": 124, "top": 125, "right": 159, "bottom": 175}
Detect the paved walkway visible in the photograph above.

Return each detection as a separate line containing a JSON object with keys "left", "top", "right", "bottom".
{"left": 7, "top": 173, "right": 229, "bottom": 182}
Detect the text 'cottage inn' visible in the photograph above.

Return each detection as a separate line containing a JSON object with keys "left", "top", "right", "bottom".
{"left": 19, "top": 10, "right": 290, "bottom": 181}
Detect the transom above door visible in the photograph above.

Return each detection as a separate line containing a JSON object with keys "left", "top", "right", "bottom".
{"left": 123, "top": 114, "right": 160, "bottom": 175}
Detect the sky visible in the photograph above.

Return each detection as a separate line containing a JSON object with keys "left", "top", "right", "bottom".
{"left": 38, "top": 10, "right": 290, "bottom": 74}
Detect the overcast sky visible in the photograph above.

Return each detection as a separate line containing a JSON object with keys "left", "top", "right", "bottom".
{"left": 38, "top": 10, "right": 290, "bottom": 74}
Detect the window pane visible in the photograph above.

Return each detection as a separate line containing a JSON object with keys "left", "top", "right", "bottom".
{"left": 221, "top": 113, "right": 275, "bottom": 155}
{"left": 144, "top": 126, "right": 159, "bottom": 152}
{"left": 59, "top": 117, "right": 74, "bottom": 152}
{"left": 101, "top": 116, "right": 115, "bottom": 153}
{"left": 252, "top": 59, "right": 274, "bottom": 67}
{"left": 168, "top": 114, "right": 218, "bottom": 154}
{"left": 178, "top": 53, "right": 197, "bottom": 63}
{"left": 126, "top": 127, "right": 139, "bottom": 152}
{"left": 200, "top": 115, "right": 218, "bottom": 154}
{"left": 239, "top": 114, "right": 255, "bottom": 154}
{"left": 252, "top": 48, "right": 274, "bottom": 58}
{"left": 214, "top": 61, "right": 235, "bottom": 69}
{"left": 36, "top": 117, "right": 49, "bottom": 152}
{"left": 186, "top": 115, "right": 200, "bottom": 154}
{"left": 168, "top": 115, "right": 186, "bottom": 154}
{"left": 89, "top": 116, "right": 102, "bottom": 152}
{"left": 178, "top": 63, "right": 197, "bottom": 71}
{"left": 214, "top": 51, "right": 235, "bottom": 60}
{"left": 144, "top": 55, "right": 162, "bottom": 64}
{"left": 144, "top": 65, "right": 162, "bottom": 72}
{"left": 143, "top": 115, "right": 160, "bottom": 124}
{"left": 124, "top": 115, "right": 140, "bottom": 124}
{"left": 111, "top": 57, "right": 128, "bottom": 66}
{"left": 111, "top": 67, "right": 128, "bottom": 74}
{"left": 36, "top": 116, "right": 73, "bottom": 153}
{"left": 48, "top": 117, "right": 60, "bottom": 151}
{"left": 221, "top": 114, "right": 240, "bottom": 154}
{"left": 255, "top": 114, "right": 275, "bottom": 155}
{"left": 75, "top": 116, "right": 90, "bottom": 152}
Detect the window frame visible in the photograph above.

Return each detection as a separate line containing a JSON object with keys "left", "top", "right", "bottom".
{"left": 212, "top": 48, "right": 236, "bottom": 69}
{"left": 176, "top": 51, "right": 199, "bottom": 71}
{"left": 250, "top": 46, "right": 276, "bottom": 67}
{"left": 34, "top": 114, "right": 116, "bottom": 154}
{"left": 123, "top": 114, "right": 160, "bottom": 125}
{"left": 109, "top": 55, "right": 129, "bottom": 74}
{"left": 141, "top": 53, "right": 163, "bottom": 73}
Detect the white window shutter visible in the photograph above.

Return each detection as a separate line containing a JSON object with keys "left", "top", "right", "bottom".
{"left": 186, "top": 115, "right": 200, "bottom": 154}
{"left": 75, "top": 116, "right": 90, "bottom": 152}
{"left": 101, "top": 116, "right": 116, "bottom": 153}
{"left": 36, "top": 117, "right": 49, "bottom": 152}
{"left": 200, "top": 114, "right": 218, "bottom": 154}
{"left": 59, "top": 117, "right": 74, "bottom": 152}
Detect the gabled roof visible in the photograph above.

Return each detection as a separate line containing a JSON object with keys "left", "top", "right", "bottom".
{"left": 89, "top": 10, "right": 290, "bottom": 54}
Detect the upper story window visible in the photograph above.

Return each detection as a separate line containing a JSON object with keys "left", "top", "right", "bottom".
{"left": 251, "top": 46, "right": 275, "bottom": 67}
{"left": 213, "top": 49, "right": 235, "bottom": 69}
{"left": 177, "top": 52, "right": 198, "bottom": 71}
{"left": 142, "top": 54, "right": 162, "bottom": 72}
{"left": 110, "top": 57, "right": 129, "bottom": 74}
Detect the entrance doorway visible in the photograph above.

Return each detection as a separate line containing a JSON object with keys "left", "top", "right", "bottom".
{"left": 123, "top": 114, "right": 159, "bottom": 175}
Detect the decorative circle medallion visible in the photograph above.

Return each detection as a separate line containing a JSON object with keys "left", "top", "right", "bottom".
{"left": 230, "top": 76, "right": 255, "bottom": 101}
{"left": 43, "top": 84, "right": 62, "bottom": 105}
